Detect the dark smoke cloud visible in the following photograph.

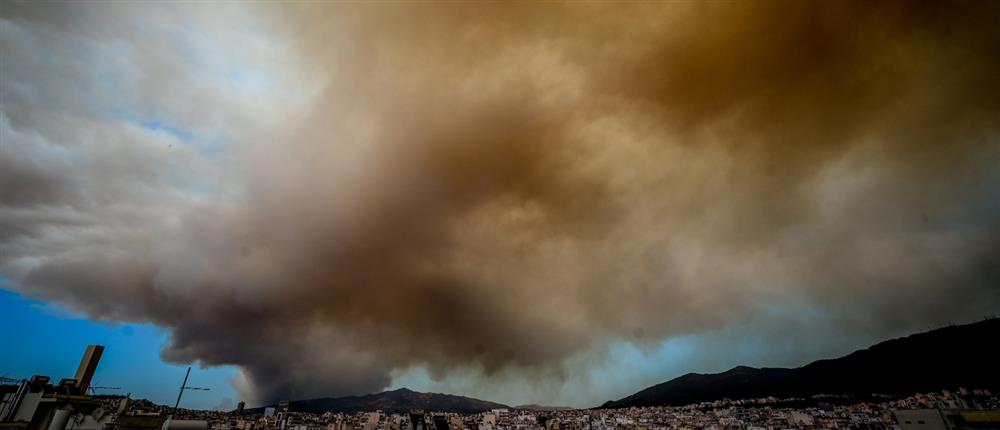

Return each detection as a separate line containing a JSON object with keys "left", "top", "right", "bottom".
{"left": 2, "top": 1, "right": 999, "bottom": 406}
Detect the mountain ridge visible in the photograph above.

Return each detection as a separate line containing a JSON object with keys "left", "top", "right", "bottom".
{"left": 601, "top": 318, "right": 1000, "bottom": 409}
{"left": 248, "top": 387, "right": 509, "bottom": 414}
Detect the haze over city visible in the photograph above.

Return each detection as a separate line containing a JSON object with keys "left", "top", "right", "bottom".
{"left": 2, "top": 0, "right": 999, "bottom": 413}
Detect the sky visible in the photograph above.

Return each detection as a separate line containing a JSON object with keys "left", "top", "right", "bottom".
{"left": 2, "top": 0, "right": 1000, "bottom": 410}
{"left": 0, "top": 287, "right": 238, "bottom": 411}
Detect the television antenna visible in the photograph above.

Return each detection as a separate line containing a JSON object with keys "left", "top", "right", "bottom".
{"left": 171, "top": 367, "right": 211, "bottom": 417}
{"left": 0, "top": 373, "right": 21, "bottom": 384}
{"left": 88, "top": 383, "right": 122, "bottom": 395}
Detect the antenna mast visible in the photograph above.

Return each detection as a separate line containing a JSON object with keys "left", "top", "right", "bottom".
{"left": 171, "top": 367, "right": 211, "bottom": 418}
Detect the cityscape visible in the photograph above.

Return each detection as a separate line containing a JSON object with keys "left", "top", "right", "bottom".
{"left": 75, "top": 388, "right": 1000, "bottom": 430}
{"left": 3, "top": 321, "right": 999, "bottom": 430}
{"left": 3, "top": 1, "right": 1000, "bottom": 430}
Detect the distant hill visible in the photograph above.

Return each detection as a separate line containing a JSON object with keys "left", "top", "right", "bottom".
{"left": 251, "top": 388, "right": 508, "bottom": 414}
{"left": 514, "top": 404, "right": 575, "bottom": 411}
{"left": 602, "top": 318, "right": 1000, "bottom": 409}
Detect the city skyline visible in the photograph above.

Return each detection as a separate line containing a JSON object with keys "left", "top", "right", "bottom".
{"left": 2, "top": 312, "right": 994, "bottom": 412}
{"left": 3, "top": 0, "right": 1000, "bottom": 413}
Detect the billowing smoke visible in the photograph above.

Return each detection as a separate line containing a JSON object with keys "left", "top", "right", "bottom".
{"left": 2, "top": 1, "right": 999, "bottom": 406}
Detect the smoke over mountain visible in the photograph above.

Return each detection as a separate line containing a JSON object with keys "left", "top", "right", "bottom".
{"left": 2, "top": 1, "right": 999, "bottom": 406}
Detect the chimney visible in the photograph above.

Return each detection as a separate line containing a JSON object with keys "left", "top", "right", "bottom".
{"left": 74, "top": 345, "right": 104, "bottom": 394}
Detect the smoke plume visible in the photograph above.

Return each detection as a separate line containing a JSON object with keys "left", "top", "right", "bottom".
{"left": 2, "top": 1, "right": 999, "bottom": 405}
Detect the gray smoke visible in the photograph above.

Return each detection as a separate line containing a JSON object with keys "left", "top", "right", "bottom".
{"left": 2, "top": 1, "right": 999, "bottom": 406}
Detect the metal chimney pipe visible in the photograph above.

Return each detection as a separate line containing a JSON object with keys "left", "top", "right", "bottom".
{"left": 73, "top": 345, "right": 104, "bottom": 394}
